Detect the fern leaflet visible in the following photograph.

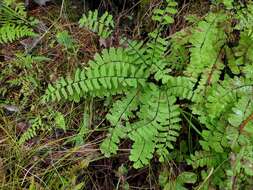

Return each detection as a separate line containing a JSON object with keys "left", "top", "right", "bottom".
{"left": 79, "top": 10, "right": 114, "bottom": 38}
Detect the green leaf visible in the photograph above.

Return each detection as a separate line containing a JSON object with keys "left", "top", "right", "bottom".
{"left": 177, "top": 172, "right": 197, "bottom": 184}
{"left": 55, "top": 112, "right": 66, "bottom": 132}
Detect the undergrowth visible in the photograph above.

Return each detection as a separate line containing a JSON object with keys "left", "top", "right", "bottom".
{"left": 1, "top": 0, "right": 253, "bottom": 189}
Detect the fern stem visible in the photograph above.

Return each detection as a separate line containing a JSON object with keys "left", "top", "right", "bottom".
{"left": 196, "top": 167, "right": 214, "bottom": 190}
{"left": 181, "top": 111, "right": 201, "bottom": 136}
{"left": 239, "top": 111, "right": 253, "bottom": 133}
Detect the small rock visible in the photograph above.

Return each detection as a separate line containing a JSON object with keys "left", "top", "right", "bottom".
{"left": 3, "top": 105, "right": 19, "bottom": 113}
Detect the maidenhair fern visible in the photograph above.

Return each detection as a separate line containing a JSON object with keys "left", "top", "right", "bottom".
{"left": 0, "top": 24, "right": 35, "bottom": 44}
{"left": 18, "top": 111, "right": 66, "bottom": 144}
{"left": 79, "top": 10, "right": 114, "bottom": 38}
{"left": 185, "top": 5, "right": 253, "bottom": 188}
{"left": 43, "top": 3, "right": 253, "bottom": 188}
{"left": 42, "top": 4, "right": 194, "bottom": 168}
{"left": 43, "top": 47, "right": 149, "bottom": 103}
{"left": 0, "top": 1, "right": 36, "bottom": 44}
{"left": 100, "top": 89, "right": 138, "bottom": 157}
{"left": 187, "top": 151, "right": 226, "bottom": 169}
{"left": 18, "top": 117, "right": 49, "bottom": 145}
{"left": 129, "top": 86, "right": 181, "bottom": 167}
{"left": 151, "top": 0, "right": 177, "bottom": 26}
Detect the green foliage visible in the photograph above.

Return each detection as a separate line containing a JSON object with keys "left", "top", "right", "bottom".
{"left": 214, "top": 0, "right": 234, "bottom": 8}
{"left": 185, "top": 13, "right": 226, "bottom": 82}
{"left": 235, "top": 2, "right": 253, "bottom": 32}
{"left": 100, "top": 89, "right": 138, "bottom": 157}
{"left": 43, "top": 28, "right": 194, "bottom": 169}
{"left": 41, "top": 3, "right": 253, "bottom": 189}
{"left": 55, "top": 111, "right": 66, "bottom": 132}
{"left": 151, "top": 0, "right": 177, "bottom": 27}
{"left": 18, "top": 111, "right": 65, "bottom": 145}
{"left": 18, "top": 117, "right": 50, "bottom": 145}
{"left": 74, "top": 112, "right": 89, "bottom": 146}
{"left": 0, "top": 1, "right": 36, "bottom": 44}
{"left": 128, "top": 87, "right": 181, "bottom": 167}
{"left": 187, "top": 151, "right": 226, "bottom": 169}
{"left": 0, "top": 0, "right": 27, "bottom": 23}
{"left": 43, "top": 47, "right": 149, "bottom": 103}
{"left": 159, "top": 169, "right": 197, "bottom": 190}
{"left": 56, "top": 30, "right": 78, "bottom": 53}
{"left": 79, "top": 9, "right": 114, "bottom": 38}
{"left": 0, "top": 53, "right": 49, "bottom": 105}
{"left": 0, "top": 24, "right": 35, "bottom": 44}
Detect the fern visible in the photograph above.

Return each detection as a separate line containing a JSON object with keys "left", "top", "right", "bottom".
{"left": 43, "top": 10, "right": 193, "bottom": 168}
{"left": 228, "top": 96, "right": 253, "bottom": 146}
{"left": 159, "top": 170, "right": 197, "bottom": 190}
{"left": 0, "top": 1, "right": 27, "bottom": 24}
{"left": 146, "top": 31, "right": 169, "bottom": 72}
{"left": 129, "top": 121, "right": 157, "bottom": 168}
{"left": 185, "top": 13, "right": 226, "bottom": 81}
{"left": 18, "top": 117, "right": 50, "bottom": 145}
{"left": 127, "top": 86, "right": 181, "bottom": 167}
{"left": 43, "top": 47, "right": 149, "bottom": 103}
{"left": 100, "top": 126, "right": 129, "bottom": 157}
{"left": 228, "top": 31, "right": 253, "bottom": 78}
{"left": 79, "top": 10, "right": 114, "bottom": 38}
{"left": 100, "top": 89, "right": 139, "bottom": 157}
{"left": 187, "top": 151, "right": 226, "bottom": 169}
{"left": 214, "top": 0, "right": 234, "bottom": 8}
{"left": 0, "top": 24, "right": 35, "bottom": 44}
{"left": 56, "top": 30, "right": 78, "bottom": 52}
{"left": 165, "top": 76, "right": 194, "bottom": 100}
{"left": 151, "top": 0, "right": 178, "bottom": 26}
{"left": 44, "top": 39, "right": 190, "bottom": 168}
{"left": 0, "top": 1, "right": 36, "bottom": 44}
{"left": 235, "top": 2, "right": 253, "bottom": 32}
{"left": 18, "top": 111, "right": 66, "bottom": 145}
{"left": 167, "top": 28, "right": 191, "bottom": 71}
{"left": 43, "top": 5, "right": 253, "bottom": 187}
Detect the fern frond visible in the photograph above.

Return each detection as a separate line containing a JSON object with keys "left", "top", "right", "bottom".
{"left": 228, "top": 96, "right": 253, "bottom": 135}
{"left": 100, "top": 89, "right": 139, "bottom": 156}
{"left": 100, "top": 126, "right": 129, "bottom": 157}
{"left": 88, "top": 48, "right": 136, "bottom": 68}
{"left": 128, "top": 86, "right": 181, "bottom": 167}
{"left": 167, "top": 28, "right": 191, "bottom": 71}
{"left": 122, "top": 39, "right": 146, "bottom": 65}
{"left": 0, "top": 24, "right": 35, "bottom": 44}
{"left": 230, "top": 31, "right": 253, "bottom": 79}
{"left": 79, "top": 10, "right": 114, "bottom": 38}
{"left": 43, "top": 63, "right": 148, "bottom": 102}
{"left": 56, "top": 30, "right": 77, "bottom": 51}
{"left": 185, "top": 13, "right": 226, "bottom": 82}
{"left": 151, "top": 0, "right": 178, "bottom": 26}
{"left": 0, "top": 2, "right": 27, "bottom": 25}
{"left": 166, "top": 76, "right": 195, "bottom": 100}
{"left": 129, "top": 121, "right": 157, "bottom": 168}
{"left": 235, "top": 2, "right": 253, "bottom": 31}
{"left": 187, "top": 151, "right": 227, "bottom": 169}
{"left": 18, "top": 117, "right": 50, "bottom": 145}
{"left": 146, "top": 32, "right": 169, "bottom": 69}
{"left": 199, "top": 119, "right": 229, "bottom": 153}
{"left": 155, "top": 93, "right": 181, "bottom": 162}
{"left": 43, "top": 47, "right": 150, "bottom": 102}
{"left": 106, "top": 89, "right": 139, "bottom": 126}
{"left": 192, "top": 78, "right": 236, "bottom": 118}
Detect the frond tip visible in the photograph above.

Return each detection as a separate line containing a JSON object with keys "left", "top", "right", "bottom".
{"left": 0, "top": 24, "right": 36, "bottom": 44}
{"left": 42, "top": 47, "right": 149, "bottom": 103}
{"left": 79, "top": 10, "right": 114, "bottom": 38}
